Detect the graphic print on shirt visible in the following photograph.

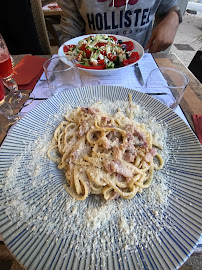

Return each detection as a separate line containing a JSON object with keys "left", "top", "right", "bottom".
{"left": 97, "top": 0, "right": 138, "bottom": 7}
{"left": 87, "top": 1, "right": 151, "bottom": 36}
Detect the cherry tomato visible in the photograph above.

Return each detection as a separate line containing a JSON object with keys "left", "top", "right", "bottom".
{"left": 109, "top": 35, "right": 117, "bottom": 41}
{"left": 128, "top": 52, "right": 140, "bottom": 63}
{"left": 100, "top": 50, "right": 107, "bottom": 56}
{"left": 96, "top": 42, "right": 107, "bottom": 48}
{"left": 85, "top": 49, "right": 92, "bottom": 58}
{"left": 80, "top": 44, "right": 86, "bottom": 51}
{"left": 122, "top": 41, "right": 134, "bottom": 51}
{"left": 108, "top": 53, "right": 117, "bottom": 61}
{"left": 76, "top": 53, "right": 83, "bottom": 61}
{"left": 84, "top": 36, "right": 94, "bottom": 40}
{"left": 123, "top": 59, "right": 129, "bottom": 66}
{"left": 123, "top": 52, "right": 140, "bottom": 66}
{"left": 78, "top": 44, "right": 92, "bottom": 58}
{"left": 77, "top": 63, "right": 106, "bottom": 70}
{"left": 63, "top": 44, "right": 76, "bottom": 53}
{"left": 98, "top": 59, "right": 105, "bottom": 65}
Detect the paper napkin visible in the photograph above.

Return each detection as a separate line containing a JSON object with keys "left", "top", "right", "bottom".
{"left": 48, "top": 5, "right": 60, "bottom": 9}
{"left": 12, "top": 55, "right": 48, "bottom": 90}
{"left": 192, "top": 115, "right": 202, "bottom": 144}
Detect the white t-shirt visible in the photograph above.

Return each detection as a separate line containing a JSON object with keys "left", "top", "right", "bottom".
{"left": 58, "top": 0, "right": 178, "bottom": 47}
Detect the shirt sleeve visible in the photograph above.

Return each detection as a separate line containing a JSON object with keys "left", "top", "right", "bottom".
{"left": 156, "top": 0, "right": 178, "bottom": 16}
{"left": 57, "top": 0, "right": 85, "bottom": 41}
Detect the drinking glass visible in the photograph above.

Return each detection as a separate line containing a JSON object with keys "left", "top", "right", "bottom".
{"left": 0, "top": 34, "right": 18, "bottom": 92}
{"left": 43, "top": 56, "right": 82, "bottom": 96}
{"left": 0, "top": 33, "right": 32, "bottom": 106}
{"left": 141, "top": 67, "right": 189, "bottom": 110}
{"left": 0, "top": 78, "right": 23, "bottom": 134}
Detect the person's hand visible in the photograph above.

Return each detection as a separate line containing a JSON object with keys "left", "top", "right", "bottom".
{"left": 145, "top": 11, "right": 179, "bottom": 53}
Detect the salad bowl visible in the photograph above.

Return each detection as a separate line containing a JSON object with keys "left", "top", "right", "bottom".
{"left": 58, "top": 34, "right": 144, "bottom": 76}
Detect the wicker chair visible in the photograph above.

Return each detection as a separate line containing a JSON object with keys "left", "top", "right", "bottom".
{"left": 30, "top": 0, "right": 52, "bottom": 55}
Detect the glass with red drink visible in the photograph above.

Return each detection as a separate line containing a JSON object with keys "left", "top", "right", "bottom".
{"left": 0, "top": 55, "right": 12, "bottom": 79}
{"left": 0, "top": 33, "right": 18, "bottom": 92}
{"left": 0, "top": 33, "right": 34, "bottom": 108}
{"left": 0, "top": 36, "right": 12, "bottom": 79}
{"left": 0, "top": 77, "right": 5, "bottom": 103}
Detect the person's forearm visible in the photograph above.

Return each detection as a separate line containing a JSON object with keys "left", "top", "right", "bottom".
{"left": 155, "top": 6, "right": 181, "bottom": 25}
{"left": 145, "top": 6, "right": 180, "bottom": 53}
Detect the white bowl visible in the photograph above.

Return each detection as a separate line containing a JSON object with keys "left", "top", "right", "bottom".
{"left": 58, "top": 34, "right": 144, "bottom": 76}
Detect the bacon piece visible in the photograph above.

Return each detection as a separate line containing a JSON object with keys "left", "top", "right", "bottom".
{"left": 116, "top": 173, "right": 131, "bottom": 183}
{"left": 103, "top": 160, "right": 113, "bottom": 173}
{"left": 125, "top": 124, "right": 148, "bottom": 148}
{"left": 144, "top": 148, "right": 157, "bottom": 162}
{"left": 113, "top": 146, "right": 122, "bottom": 160}
{"left": 123, "top": 152, "right": 135, "bottom": 163}
{"left": 78, "top": 120, "right": 89, "bottom": 137}
{"left": 106, "top": 131, "right": 115, "bottom": 140}
{"left": 116, "top": 174, "right": 125, "bottom": 182}
{"left": 104, "top": 160, "right": 133, "bottom": 178}
{"left": 111, "top": 161, "right": 133, "bottom": 178}
{"left": 109, "top": 192, "right": 120, "bottom": 200}
{"left": 126, "top": 132, "right": 133, "bottom": 142}
{"left": 125, "top": 124, "right": 135, "bottom": 133}
{"left": 150, "top": 148, "right": 157, "bottom": 156}
{"left": 81, "top": 107, "right": 99, "bottom": 115}
{"left": 136, "top": 132, "right": 148, "bottom": 148}
{"left": 102, "top": 137, "right": 111, "bottom": 149}
{"left": 101, "top": 116, "right": 112, "bottom": 127}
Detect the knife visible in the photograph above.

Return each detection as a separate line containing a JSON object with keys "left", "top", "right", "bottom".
{"left": 134, "top": 63, "right": 144, "bottom": 86}
{"left": 145, "top": 92, "right": 168, "bottom": 95}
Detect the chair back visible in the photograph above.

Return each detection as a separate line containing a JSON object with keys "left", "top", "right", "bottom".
{"left": 188, "top": 50, "right": 202, "bottom": 83}
{"left": 30, "top": 0, "right": 51, "bottom": 55}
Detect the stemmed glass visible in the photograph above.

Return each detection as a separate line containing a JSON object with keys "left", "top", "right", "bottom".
{"left": 0, "top": 33, "right": 31, "bottom": 107}
{"left": 0, "top": 78, "right": 23, "bottom": 134}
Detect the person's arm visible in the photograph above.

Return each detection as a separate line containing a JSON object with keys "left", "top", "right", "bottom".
{"left": 57, "top": 0, "right": 85, "bottom": 42}
{"left": 145, "top": 6, "right": 181, "bottom": 53}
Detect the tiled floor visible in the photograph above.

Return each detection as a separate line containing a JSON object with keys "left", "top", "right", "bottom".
{"left": 174, "top": 43, "right": 195, "bottom": 51}
{"left": 170, "top": 11, "right": 202, "bottom": 67}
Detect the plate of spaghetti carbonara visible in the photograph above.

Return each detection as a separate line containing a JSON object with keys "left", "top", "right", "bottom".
{"left": 0, "top": 85, "right": 201, "bottom": 270}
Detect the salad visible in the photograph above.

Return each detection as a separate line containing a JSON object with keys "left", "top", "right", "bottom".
{"left": 63, "top": 34, "right": 140, "bottom": 70}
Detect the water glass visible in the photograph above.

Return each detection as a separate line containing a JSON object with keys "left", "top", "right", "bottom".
{"left": 43, "top": 56, "right": 82, "bottom": 96}
{"left": 141, "top": 67, "right": 189, "bottom": 110}
{"left": 0, "top": 78, "right": 23, "bottom": 134}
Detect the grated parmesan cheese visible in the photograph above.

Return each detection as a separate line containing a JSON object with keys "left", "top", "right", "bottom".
{"left": 0, "top": 99, "right": 178, "bottom": 268}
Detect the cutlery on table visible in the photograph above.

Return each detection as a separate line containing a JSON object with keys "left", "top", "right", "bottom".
{"left": 145, "top": 92, "right": 168, "bottom": 95}
{"left": 134, "top": 63, "right": 144, "bottom": 86}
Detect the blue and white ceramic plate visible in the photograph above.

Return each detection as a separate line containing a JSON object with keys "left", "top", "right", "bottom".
{"left": 0, "top": 85, "right": 202, "bottom": 270}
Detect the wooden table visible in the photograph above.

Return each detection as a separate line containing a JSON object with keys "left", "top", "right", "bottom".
{"left": 42, "top": 2, "right": 62, "bottom": 17}
{"left": 43, "top": 8, "right": 62, "bottom": 17}
{"left": 0, "top": 53, "right": 201, "bottom": 270}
